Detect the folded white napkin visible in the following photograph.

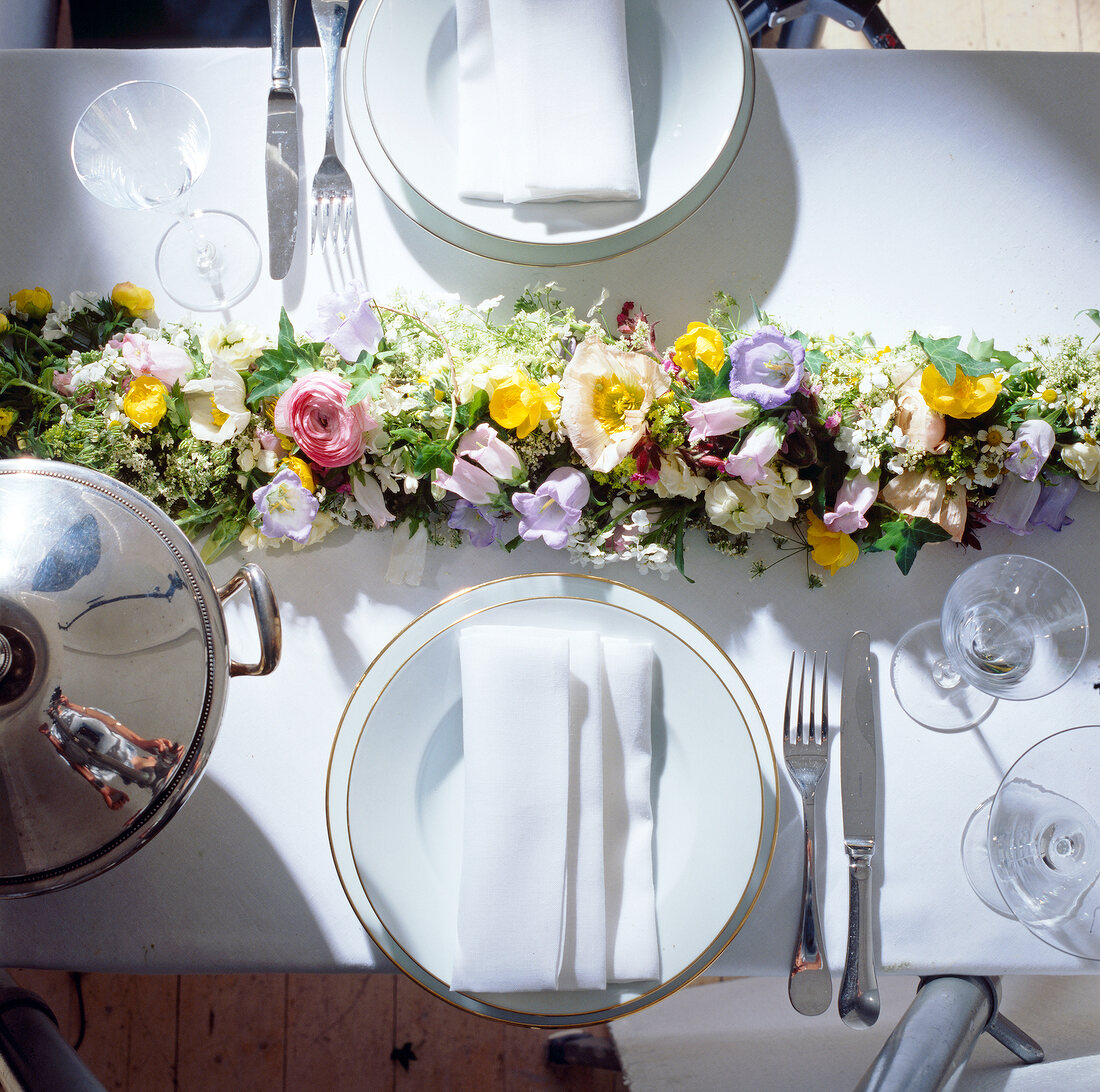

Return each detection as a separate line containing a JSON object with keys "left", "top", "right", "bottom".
{"left": 451, "top": 625, "right": 658, "bottom": 993}
{"left": 455, "top": 0, "right": 641, "bottom": 204}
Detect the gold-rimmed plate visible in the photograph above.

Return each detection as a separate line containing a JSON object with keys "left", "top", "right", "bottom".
{"left": 326, "top": 573, "right": 777, "bottom": 1026}
{"left": 343, "top": 0, "right": 755, "bottom": 266}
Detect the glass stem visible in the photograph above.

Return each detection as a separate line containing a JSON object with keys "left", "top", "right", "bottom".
{"left": 932, "top": 656, "right": 963, "bottom": 690}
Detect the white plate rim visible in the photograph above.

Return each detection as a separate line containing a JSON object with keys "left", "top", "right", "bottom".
{"left": 326, "top": 573, "right": 779, "bottom": 1026}
{"left": 342, "top": 0, "right": 756, "bottom": 266}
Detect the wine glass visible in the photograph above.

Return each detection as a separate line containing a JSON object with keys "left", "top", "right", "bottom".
{"left": 890, "top": 554, "right": 1088, "bottom": 731}
{"left": 961, "top": 725, "right": 1100, "bottom": 959}
{"left": 71, "top": 81, "right": 261, "bottom": 312}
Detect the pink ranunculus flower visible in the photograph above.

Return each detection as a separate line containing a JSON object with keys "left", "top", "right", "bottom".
{"left": 274, "top": 371, "right": 376, "bottom": 469}
{"left": 684, "top": 396, "right": 758, "bottom": 444}
{"left": 116, "top": 332, "right": 193, "bottom": 388}
{"left": 824, "top": 472, "right": 879, "bottom": 534}
{"left": 456, "top": 423, "right": 524, "bottom": 481}
{"left": 433, "top": 457, "right": 499, "bottom": 506}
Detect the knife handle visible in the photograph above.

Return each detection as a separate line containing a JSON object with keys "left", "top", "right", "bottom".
{"left": 270, "top": 0, "right": 297, "bottom": 89}
{"left": 839, "top": 840, "right": 880, "bottom": 1027}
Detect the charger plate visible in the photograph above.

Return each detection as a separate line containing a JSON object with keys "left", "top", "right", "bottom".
{"left": 327, "top": 573, "right": 777, "bottom": 1026}
{"left": 343, "top": 0, "right": 755, "bottom": 265}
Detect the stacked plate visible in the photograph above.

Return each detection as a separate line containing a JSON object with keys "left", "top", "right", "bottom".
{"left": 326, "top": 573, "right": 778, "bottom": 1026}
{"left": 343, "top": 0, "right": 756, "bottom": 265}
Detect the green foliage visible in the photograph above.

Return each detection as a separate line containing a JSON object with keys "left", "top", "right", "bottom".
{"left": 866, "top": 516, "right": 952, "bottom": 575}
{"left": 912, "top": 333, "right": 994, "bottom": 384}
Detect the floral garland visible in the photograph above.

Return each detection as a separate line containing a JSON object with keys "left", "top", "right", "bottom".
{"left": 1, "top": 281, "right": 1098, "bottom": 586}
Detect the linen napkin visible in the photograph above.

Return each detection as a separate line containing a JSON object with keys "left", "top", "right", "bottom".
{"left": 450, "top": 625, "right": 658, "bottom": 993}
{"left": 454, "top": 0, "right": 641, "bottom": 204}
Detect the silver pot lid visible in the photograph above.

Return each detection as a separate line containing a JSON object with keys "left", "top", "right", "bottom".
{"left": 0, "top": 459, "right": 231, "bottom": 894}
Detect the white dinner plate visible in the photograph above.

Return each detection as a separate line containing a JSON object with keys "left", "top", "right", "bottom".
{"left": 343, "top": 0, "right": 755, "bottom": 266}
{"left": 327, "top": 573, "right": 778, "bottom": 1026}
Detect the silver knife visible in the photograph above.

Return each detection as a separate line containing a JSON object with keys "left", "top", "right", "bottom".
{"left": 838, "top": 630, "right": 881, "bottom": 1027}
{"left": 267, "top": 0, "right": 299, "bottom": 279}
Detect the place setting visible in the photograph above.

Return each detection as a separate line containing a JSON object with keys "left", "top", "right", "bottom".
{"left": 326, "top": 572, "right": 779, "bottom": 1026}
{"left": 343, "top": 0, "right": 756, "bottom": 264}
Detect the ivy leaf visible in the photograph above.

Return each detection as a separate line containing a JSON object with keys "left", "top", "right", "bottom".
{"left": 692, "top": 357, "right": 732, "bottom": 401}
{"left": 965, "top": 332, "right": 995, "bottom": 362}
{"left": 912, "top": 333, "right": 992, "bottom": 385}
{"left": 455, "top": 389, "right": 489, "bottom": 429}
{"left": 411, "top": 440, "right": 455, "bottom": 477}
{"left": 803, "top": 347, "right": 828, "bottom": 376}
{"left": 866, "top": 516, "right": 951, "bottom": 575}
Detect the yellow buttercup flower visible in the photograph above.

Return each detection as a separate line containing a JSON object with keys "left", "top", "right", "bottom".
{"left": 123, "top": 375, "right": 168, "bottom": 431}
{"left": 672, "top": 322, "right": 725, "bottom": 382}
{"left": 111, "top": 281, "right": 155, "bottom": 318}
{"left": 920, "top": 364, "right": 1000, "bottom": 419}
{"left": 0, "top": 407, "right": 16, "bottom": 437}
{"left": 489, "top": 369, "right": 559, "bottom": 439}
{"left": 805, "top": 511, "right": 859, "bottom": 575}
{"left": 280, "top": 455, "right": 316, "bottom": 493}
{"left": 9, "top": 287, "right": 51, "bottom": 320}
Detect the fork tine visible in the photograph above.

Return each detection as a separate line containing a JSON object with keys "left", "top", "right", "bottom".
{"left": 797, "top": 651, "right": 807, "bottom": 744}
{"left": 339, "top": 193, "right": 353, "bottom": 252}
{"left": 783, "top": 651, "right": 795, "bottom": 744}
{"left": 820, "top": 651, "right": 829, "bottom": 746}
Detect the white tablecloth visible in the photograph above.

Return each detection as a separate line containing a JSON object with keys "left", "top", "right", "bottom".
{"left": 0, "top": 45, "right": 1097, "bottom": 978}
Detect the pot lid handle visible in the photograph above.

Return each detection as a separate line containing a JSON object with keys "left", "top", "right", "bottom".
{"left": 216, "top": 563, "right": 282, "bottom": 677}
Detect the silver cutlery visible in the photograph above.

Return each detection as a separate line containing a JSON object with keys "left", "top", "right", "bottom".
{"left": 267, "top": 0, "right": 301, "bottom": 279}
{"left": 839, "top": 630, "right": 881, "bottom": 1027}
{"left": 311, "top": 0, "right": 354, "bottom": 252}
{"left": 784, "top": 650, "right": 832, "bottom": 1016}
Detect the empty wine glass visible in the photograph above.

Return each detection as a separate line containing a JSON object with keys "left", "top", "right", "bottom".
{"left": 71, "top": 81, "right": 261, "bottom": 311}
{"left": 961, "top": 725, "right": 1100, "bottom": 959}
{"left": 890, "top": 554, "right": 1088, "bottom": 731}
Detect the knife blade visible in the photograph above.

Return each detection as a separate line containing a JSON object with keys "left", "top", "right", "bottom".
{"left": 838, "top": 629, "right": 881, "bottom": 1027}
{"left": 267, "top": 0, "right": 299, "bottom": 280}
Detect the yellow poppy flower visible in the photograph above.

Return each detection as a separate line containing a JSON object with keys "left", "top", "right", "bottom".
{"left": 280, "top": 455, "right": 316, "bottom": 493}
{"left": 111, "top": 281, "right": 155, "bottom": 318}
{"left": 9, "top": 287, "right": 51, "bottom": 320}
{"left": 0, "top": 314, "right": 9, "bottom": 335}
{"left": 919, "top": 364, "right": 1000, "bottom": 419}
{"left": 805, "top": 511, "right": 859, "bottom": 575}
{"left": 489, "top": 370, "right": 558, "bottom": 439}
{"left": 672, "top": 322, "right": 725, "bottom": 382}
{"left": 123, "top": 375, "right": 168, "bottom": 431}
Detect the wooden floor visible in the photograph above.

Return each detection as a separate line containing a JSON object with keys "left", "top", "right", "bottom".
{"left": 18, "top": 3, "right": 1096, "bottom": 1091}
{"left": 6, "top": 969, "right": 625, "bottom": 1092}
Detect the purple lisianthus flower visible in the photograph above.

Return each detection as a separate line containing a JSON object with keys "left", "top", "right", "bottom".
{"left": 449, "top": 499, "right": 507, "bottom": 547}
{"left": 1004, "top": 419, "right": 1055, "bottom": 481}
{"left": 252, "top": 468, "right": 320, "bottom": 544}
{"left": 984, "top": 472, "right": 1041, "bottom": 534}
{"left": 433, "top": 457, "right": 499, "bottom": 506}
{"left": 310, "top": 280, "right": 383, "bottom": 362}
{"left": 723, "top": 421, "right": 784, "bottom": 486}
{"left": 512, "top": 467, "right": 590, "bottom": 549}
{"left": 1028, "top": 476, "right": 1078, "bottom": 531}
{"left": 683, "top": 396, "right": 758, "bottom": 444}
{"left": 824, "top": 472, "right": 879, "bottom": 534}
{"left": 727, "top": 326, "right": 805, "bottom": 409}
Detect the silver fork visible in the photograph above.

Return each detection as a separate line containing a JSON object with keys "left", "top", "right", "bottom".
{"left": 784, "top": 650, "right": 832, "bottom": 1016}
{"left": 311, "top": 0, "right": 354, "bottom": 252}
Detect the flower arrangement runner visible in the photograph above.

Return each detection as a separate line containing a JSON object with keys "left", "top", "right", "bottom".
{"left": 1, "top": 281, "right": 1098, "bottom": 587}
